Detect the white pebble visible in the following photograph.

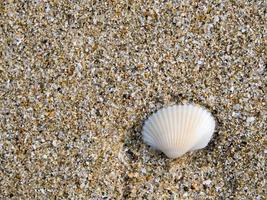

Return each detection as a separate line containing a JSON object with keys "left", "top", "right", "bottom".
{"left": 232, "top": 112, "right": 240, "bottom": 118}
{"left": 52, "top": 140, "right": 57, "bottom": 147}
{"left": 203, "top": 179, "right": 212, "bottom": 186}
{"left": 246, "top": 117, "right": 255, "bottom": 123}
{"left": 197, "top": 60, "right": 204, "bottom": 65}
{"left": 233, "top": 104, "right": 241, "bottom": 110}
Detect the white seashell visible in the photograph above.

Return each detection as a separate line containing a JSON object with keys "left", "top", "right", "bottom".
{"left": 142, "top": 104, "right": 215, "bottom": 158}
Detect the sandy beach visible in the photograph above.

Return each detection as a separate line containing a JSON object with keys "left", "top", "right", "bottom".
{"left": 1, "top": 1, "right": 266, "bottom": 199}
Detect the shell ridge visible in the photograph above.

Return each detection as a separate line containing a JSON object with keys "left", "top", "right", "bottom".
{"left": 143, "top": 124, "right": 161, "bottom": 148}
{"left": 193, "top": 111, "right": 214, "bottom": 149}
{"left": 150, "top": 119, "right": 167, "bottom": 149}
{"left": 146, "top": 115, "right": 165, "bottom": 148}
{"left": 176, "top": 105, "right": 182, "bottom": 149}
{"left": 179, "top": 105, "right": 187, "bottom": 153}
{"left": 189, "top": 106, "right": 205, "bottom": 149}
{"left": 166, "top": 107, "right": 172, "bottom": 148}
{"left": 143, "top": 134, "right": 155, "bottom": 147}
{"left": 182, "top": 104, "right": 194, "bottom": 152}
{"left": 177, "top": 105, "right": 183, "bottom": 149}
{"left": 151, "top": 110, "right": 166, "bottom": 149}
{"left": 191, "top": 110, "right": 214, "bottom": 150}
{"left": 169, "top": 107, "right": 174, "bottom": 148}
{"left": 184, "top": 105, "right": 195, "bottom": 151}
{"left": 142, "top": 104, "right": 215, "bottom": 158}
{"left": 173, "top": 106, "right": 178, "bottom": 150}
{"left": 161, "top": 107, "right": 171, "bottom": 155}
{"left": 180, "top": 105, "right": 187, "bottom": 153}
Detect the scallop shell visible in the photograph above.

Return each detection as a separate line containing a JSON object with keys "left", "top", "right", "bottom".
{"left": 142, "top": 104, "right": 215, "bottom": 158}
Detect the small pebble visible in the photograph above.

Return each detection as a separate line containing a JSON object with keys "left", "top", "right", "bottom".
{"left": 203, "top": 180, "right": 212, "bottom": 186}
{"left": 246, "top": 117, "right": 255, "bottom": 123}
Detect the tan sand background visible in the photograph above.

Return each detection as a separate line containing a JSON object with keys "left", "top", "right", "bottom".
{"left": 0, "top": 0, "right": 266, "bottom": 199}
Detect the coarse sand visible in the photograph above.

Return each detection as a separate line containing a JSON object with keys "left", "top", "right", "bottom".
{"left": 0, "top": 1, "right": 266, "bottom": 199}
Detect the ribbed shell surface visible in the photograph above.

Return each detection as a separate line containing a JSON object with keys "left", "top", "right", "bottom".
{"left": 142, "top": 104, "right": 215, "bottom": 158}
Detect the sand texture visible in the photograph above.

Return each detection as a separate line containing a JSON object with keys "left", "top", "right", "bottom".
{"left": 1, "top": 0, "right": 266, "bottom": 199}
